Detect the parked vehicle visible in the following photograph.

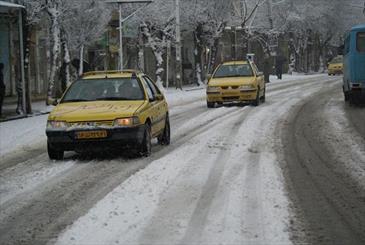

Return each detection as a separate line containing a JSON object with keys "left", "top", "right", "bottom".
{"left": 206, "top": 60, "right": 265, "bottom": 108}
{"left": 327, "top": 56, "right": 343, "bottom": 75}
{"left": 342, "top": 23, "right": 365, "bottom": 105}
{"left": 46, "top": 70, "right": 170, "bottom": 159}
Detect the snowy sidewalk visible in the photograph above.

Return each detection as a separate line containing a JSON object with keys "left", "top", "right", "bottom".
{"left": 1, "top": 97, "right": 54, "bottom": 122}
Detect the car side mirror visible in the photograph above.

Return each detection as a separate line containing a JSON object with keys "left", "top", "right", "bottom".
{"left": 51, "top": 98, "right": 59, "bottom": 106}
{"left": 155, "top": 94, "right": 164, "bottom": 101}
{"left": 257, "top": 71, "right": 264, "bottom": 77}
{"left": 207, "top": 74, "right": 212, "bottom": 80}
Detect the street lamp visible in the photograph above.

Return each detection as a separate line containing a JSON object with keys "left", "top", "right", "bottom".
{"left": 106, "top": 0, "right": 153, "bottom": 70}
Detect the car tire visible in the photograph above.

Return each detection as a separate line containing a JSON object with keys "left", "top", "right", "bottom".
{"left": 47, "top": 142, "right": 64, "bottom": 160}
{"left": 140, "top": 123, "right": 152, "bottom": 157}
{"left": 207, "top": 102, "right": 215, "bottom": 108}
{"left": 252, "top": 88, "right": 260, "bottom": 106}
{"left": 158, "top": 116, "right": 170, "bottom": 145}
{"left": 261, "top": 87, "right": 266, "bottom": 103}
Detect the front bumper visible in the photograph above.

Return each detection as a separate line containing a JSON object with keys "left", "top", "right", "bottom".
{"left": 46, "top": 125, "right": 145, "bottom": 151}
{"left": 328, "top": 69, "right": 343, "bottom": 74}
{"left": 207, "top": 89, "right": 257, "bottom": 103}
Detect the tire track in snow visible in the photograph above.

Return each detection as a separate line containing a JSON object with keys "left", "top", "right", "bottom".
{"left": 137, "top": 77, "right": 338, "bottom": 245}
{"left": 279, "top": 83, "right": 365, "bottom": 244}
{"left": 177, "top": 109, "right": 252, "bottom": 245}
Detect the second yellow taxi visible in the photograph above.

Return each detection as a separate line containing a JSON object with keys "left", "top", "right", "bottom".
{"left": 328, "top": 56, "right": 343, "bottom": 75}
{"left": 206, "top": 60, "right": 266, "bottom": 107}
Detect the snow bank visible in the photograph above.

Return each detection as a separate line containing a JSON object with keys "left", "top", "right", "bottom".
{"left": 0, "top": 115, "right": 48, "bottom": 156}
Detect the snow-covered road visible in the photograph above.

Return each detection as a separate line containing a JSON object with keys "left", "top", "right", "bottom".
{"left": 1, "top": 74, "right": 364, "bottom": 245}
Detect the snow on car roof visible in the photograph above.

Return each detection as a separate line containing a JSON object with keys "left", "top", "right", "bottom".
{"left": 82, "top": 70, "right": 140, "bottom": 79}
{"left": 222, "top": 60, "right": 249, "bottom": 65}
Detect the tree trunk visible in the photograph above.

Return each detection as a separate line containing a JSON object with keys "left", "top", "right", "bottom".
{"left": 23, "top": 21, "right": 32, "bottom": 114}
{"left": 61, "top": 33, "right": 71, "bottom": 90}
{"left": 141, "top": 24, "right": 165, "bottom": 91}
{"left": 193, "top": 25, "right": 203, "bottom": 86}
{"left": 154, "top": 50, "right": 164, "bottom": 90}
{"left": 64, "top": 43, "right": 71, "bottom": 87}
{"left": 209, "top": 39, "right": 219, "bottom": 74}
{"left": 138, "top": 26, "right": 145, "bottom": 71}
{"left": 79, "top": 45, "right": 84, "bottom": 77}
{"left": 46, "top": 5, "right": 61, "bottom": 105}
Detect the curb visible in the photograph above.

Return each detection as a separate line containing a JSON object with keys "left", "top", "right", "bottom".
{"left": 0, "top": 111, "right": 50, "bottom": 123}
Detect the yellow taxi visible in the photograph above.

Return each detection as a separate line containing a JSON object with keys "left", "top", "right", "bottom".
{"left": 328, "top": 56, "right": 343, "bottom": 75}
{"left": 46, "top": 70, "right": 170, "bottom": 159}
{"left": 206, "top": 60, "right": 265, "bottom": 107}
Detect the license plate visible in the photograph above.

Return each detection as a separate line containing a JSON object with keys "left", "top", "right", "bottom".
{"left": 76, "top": 130, "right": 107, "bottom": 139}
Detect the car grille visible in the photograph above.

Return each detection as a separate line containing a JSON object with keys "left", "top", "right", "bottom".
{"left": 223, "top": 96, "right": 240, "bottom": 101}
{"left": 69, "top": 120, "right": 114, "bottom": 127}
{"left": 221, "top": 86, "right": 239, "bottom": 90}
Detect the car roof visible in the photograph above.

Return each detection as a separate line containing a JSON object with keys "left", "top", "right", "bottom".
{"left": 81, "top": 70, "right": 142, "bottom": 80}
{"left": 221, "top": 60, "right": 250, "bottom": 65}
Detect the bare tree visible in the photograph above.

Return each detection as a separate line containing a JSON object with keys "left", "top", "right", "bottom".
{"left": 133, "top": 0, "right": 175, "bottom": 90}
{"left": 62, "top": 0, "right": 111, "bottom": 77}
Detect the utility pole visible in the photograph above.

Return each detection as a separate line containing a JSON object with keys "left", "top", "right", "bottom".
{"left": 266, "top": 0, "right": 273, "bottom": 30}
{"left": 175, "top": 0, "right": 182, "bottom": 90}
{"left": 166, "top": 41, "right": 171, "bottom": 89}
{"left": 118, "top": 4, "right": 123, "bottom": 70}
{"left": 106, "top": 0, "right": 153, "bottom": 71}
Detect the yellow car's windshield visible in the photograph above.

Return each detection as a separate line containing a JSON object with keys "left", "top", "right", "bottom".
{"left": 214, "top": 64, "right": 253, "bottom": 78}
{"left": 61, "top": 78, "right": 145, "bottom": 103}
{"left": 330, "top": 57, "right": 342, "bottom": 64}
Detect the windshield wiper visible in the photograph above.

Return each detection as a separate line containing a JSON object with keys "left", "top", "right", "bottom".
{"left": 215, "top": 75, "right": 251, "bottom": 78}
{"left": 95, "top": 97, "right": 132, "bottom": 101}
{"left": 61, "top": 99, "right": 91, "bottom": 103}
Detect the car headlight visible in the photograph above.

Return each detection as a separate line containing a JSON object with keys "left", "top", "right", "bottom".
{"left": 113, "top": 117, "right": 140, "bottom": 127}
{"left": 47, "top": 120, "right": 69, "bottom": 129}
{"left": 207, "top": 86, "right": 220, "bottom": 92}
{"left": 239, "top": 85, "right": 256, "bottom": 91}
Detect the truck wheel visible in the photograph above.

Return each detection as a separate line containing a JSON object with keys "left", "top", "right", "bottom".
{"left": 47, "top": 142, "right": 64, "bottom": 160}
{"left": 344, "top": 91, "right": 349, "bottom": 102}
{"left": 158, "top": 116, "right": 170, "bottom": 145}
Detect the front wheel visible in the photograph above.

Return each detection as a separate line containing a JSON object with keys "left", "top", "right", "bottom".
{"left": 252, "top": 88, "right": 260, "bottom": 106}
{"left": 158, "top": 116, "right": 170, "bottom": 145}
{"left": 47, "top": 142, "right": 64, "bottom": 160}
{"left": 139, "top": 124, "right": 152, "bottom": 157}
{"left": 207, "top": 102, "right": 215, "bottom": 108}
{"left": 261, "top": 87, "right": 266, "bottom": 103}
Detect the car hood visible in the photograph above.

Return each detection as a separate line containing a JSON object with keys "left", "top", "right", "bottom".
{"left": 48, "top": 100, "right": 146, "bottom": 122}
{"left": 208, "top": 77, "right": 256, "bottom": 86}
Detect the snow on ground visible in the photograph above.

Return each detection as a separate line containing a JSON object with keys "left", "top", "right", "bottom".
{"left": 321, "top": 98, "right": 365, "bottom": 189}
{"left": 0, "top": 114, "right": 48, "bottom": 156}
{"left": 0, "top": 157, "right": 75, "bottom": 206}
{"left": 269, "top": 73, "right": 325, "bottom": 83}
